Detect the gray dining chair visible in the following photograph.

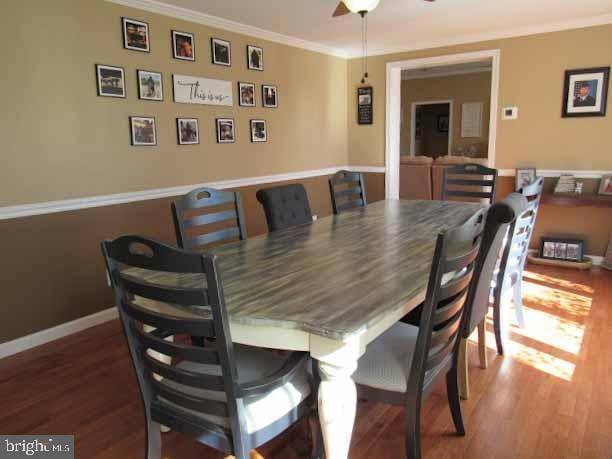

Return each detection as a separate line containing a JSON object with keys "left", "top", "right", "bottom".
{"left": 353, "top": 208, "right": 487, "bottom": 459}
{"left": 101, "top": 235, "right": 320, "bottom": 459}
{"left": 171, "top": 187, "right": 247, "bottom": 251}
{"left": 441, "top": 163, "right": 498, "bottom": 204}
{"left": 329, "top": 170, "right": 367, "bottom": 214}
{"left": 256, "top": 183, "right": 313, "bottom": 232}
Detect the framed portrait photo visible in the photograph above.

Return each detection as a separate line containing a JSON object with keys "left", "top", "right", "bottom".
{"left": 122, "top": 17, "right": 150, "bottom": 52}
{"left": 96, "top": 64, "right": 126, "bottom": 98}
{"left": 172, "top": 30, "right": 195, "bottom": 61}
{"left": 515, "top": 168, "right": 536, "bottom": 191}
{"left": 562, "top": 67, "right": 610, "bottom": 117}
{"left": 238, "top": 82, "right": 256, "bottom": 107}
{"left": 262, "top": 85, "right": 278, "bottom": 108}
{"left": 137, "top": 70, "right": 163, "bottom": 101}
{"left": 216, "top": 118, "right": 235, "bottom": 143}
{"left": 211, "top": 38, "right": 231, "bottom": 66}
{"left": 247, "top": 45, "right": 263, "bottom": 71}
{"left": 599, "top": 174, "right": 612, "bottom": 196}
{"left": 177, "top": 118, "right": 199, "bottom": 145}
{"left": 130, "top": 116, "right": 157, "bottom": 146}
{"left": 250, "top": 119, "right": 267, "bottom": 142}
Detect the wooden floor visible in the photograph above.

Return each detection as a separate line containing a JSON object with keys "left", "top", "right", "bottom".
{"left": 1, "top": 265, "right": 611, "bottom": 458}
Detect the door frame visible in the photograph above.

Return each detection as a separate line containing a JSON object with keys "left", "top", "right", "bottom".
{"left": 385, "top": 49, "right": 500, "bottom": 199}
{"left": 409, "top": 99, "right": 454, "bottom": 157}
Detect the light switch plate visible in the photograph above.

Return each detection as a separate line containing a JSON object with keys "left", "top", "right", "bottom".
{"left": 502, "top": 106, "right": 518, "bottom": 120}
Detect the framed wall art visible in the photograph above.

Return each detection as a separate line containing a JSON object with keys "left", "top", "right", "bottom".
{"left": 122, "top": 17, "right": 150, "bottom": 52}
{"left": 562, "top": 67, "right": 609, "bottom": 117}
{"left": 96, "top": 64, "right": 126, "bottom": 98}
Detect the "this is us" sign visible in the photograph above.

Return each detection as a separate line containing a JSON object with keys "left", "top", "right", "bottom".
{"left": 173, "top": 74, "right": 233, "bottom": 106}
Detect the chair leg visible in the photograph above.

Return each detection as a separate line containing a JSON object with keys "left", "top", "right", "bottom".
{"left": 308, "top": 411, "right": 325, "bottom": 459}
{"left": 493, "top": 284, "right": 507, "bottom": 356}
{"left": 405, "top": 406, "right": 422, "bottom": 459}
{"left": 446, "top": 366, "right": 466, "bottom": 436}
{"left": 477, "top": 320, "right": 488, "bottom": 369}
{"left": 458, "top": 338, "right": 469, "bottom": 400}
{"left": 145, "top": 420, "right": 162, "bottom": 459}
{"left": 513, "top": 275, "right": 526, "bottom": 328}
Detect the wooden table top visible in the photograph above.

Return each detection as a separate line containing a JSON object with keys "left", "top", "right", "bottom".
{"left": 130, "top": 200, "right": 481, "bottom": 341}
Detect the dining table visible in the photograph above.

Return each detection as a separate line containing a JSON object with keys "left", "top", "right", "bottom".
{"left": 130, "top": 199, "right": 482, "bottom": 459}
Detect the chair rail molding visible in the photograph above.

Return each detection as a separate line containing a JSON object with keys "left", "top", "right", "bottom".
{"left": 499, "top": 169, "right": 611, "bottom": 178}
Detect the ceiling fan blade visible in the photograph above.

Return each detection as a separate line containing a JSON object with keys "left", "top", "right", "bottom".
{"left": 332, "top": 1, "right": 351, "bottom": 17}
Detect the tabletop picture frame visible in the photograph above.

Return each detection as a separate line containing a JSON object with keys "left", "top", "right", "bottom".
{"left": 540, "top": 237, "right": 584, "bottom": 262}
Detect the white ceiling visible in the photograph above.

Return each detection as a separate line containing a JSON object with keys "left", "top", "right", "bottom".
{"left": 134, "top": 0, "right": 612, "bottom": 57}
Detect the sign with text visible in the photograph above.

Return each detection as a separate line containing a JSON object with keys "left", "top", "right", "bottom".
{"left": 172, "top": 74, "right": 233, "bottom": 106}
{"left": 0, "top": 436, "right": 74, "bottom": 458}
{"left": 357, "top": 86, "right": 373, "bottom": 125}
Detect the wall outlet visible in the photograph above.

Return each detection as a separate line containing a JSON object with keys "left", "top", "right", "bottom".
{"left": 502, "top": 106, "right": 518, "bottom": 120}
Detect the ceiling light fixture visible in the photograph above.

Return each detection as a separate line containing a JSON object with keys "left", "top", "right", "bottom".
{"left": 342, "top": 0, "right": 380, "bottom": 14}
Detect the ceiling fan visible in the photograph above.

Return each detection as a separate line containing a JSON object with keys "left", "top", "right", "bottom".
{"left": 332, "top": 0, "right": 435, "bottom": 17}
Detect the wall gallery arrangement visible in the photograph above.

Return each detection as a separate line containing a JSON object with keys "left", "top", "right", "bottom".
{"left": 97, "top": 16, "right": 276, "bottom": 146}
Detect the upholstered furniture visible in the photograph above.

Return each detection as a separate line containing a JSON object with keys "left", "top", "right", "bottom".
{"left": 353, "top": 208, "right": 486, "bottom": 459}
{"left": 441, "top": 163, "right": 498, "bottom": 204}
{"left": 329, "top": 170, "right": 367, "bottom": 214}
{"left": 101, "top": 235, "right": 319, "bottom": 459}
{"left": 399, "top": 156, "right": 433, "bottom": 200}
{"left": 256, "top": 183, "right": 313, "bottom": 232}
{"left": 171, "top": 187, "right": 247, "bottom": 250}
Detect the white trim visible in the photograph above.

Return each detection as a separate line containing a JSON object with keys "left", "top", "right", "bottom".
{"left": 402, "top": 67, "right": 491, "bottom": 80}
{"left": 106, "top": 0, "right": 348, "bottom": 58}
{"left": 360, "top": 14, "right": 612, "bottom": 58}
{"left": 0, "top": 166, "right": 384, "bottom": 220}
{"left": 385, "top": 49, "right": 500, "bottom": 200}
{"left": 0, "top": 308, "right": 118, "bottom": 360}
{"left": 499, "top": 169, "right": 611, "bottom": 179}
{"left": 409, "top": 100, "right": 453, "bottom": 157}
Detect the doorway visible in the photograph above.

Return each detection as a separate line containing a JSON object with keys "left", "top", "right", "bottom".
{"left": 410, "top": 100, "right": 453, "bottom": 159}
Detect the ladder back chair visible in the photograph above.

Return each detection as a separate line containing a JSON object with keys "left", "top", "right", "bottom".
{"left": 353, "top": 208, "right": 487, "bottom": 459}
{"left": 172, "top": 187, "right": 247, "bottom": 251}
{"left": 441, "top": 163, "right": 498, "bottom": 204}
{"left": 256, "top": 183, "right": 313, "bottom": 232}
{"left": 494, "top": 176, "right": 544, "bottom": 345}
{"left": 329, "top": 170, "right": 367, "bottom": 214}
{"left": 101, "top": 236, "right": 318, "bottom": 459}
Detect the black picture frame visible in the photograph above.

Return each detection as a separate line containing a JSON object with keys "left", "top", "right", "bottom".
{"left": 176, "top": 118, "right": 199, "bottom": 145}
{"left": 561, "top": 67, "right": 609, "bottom": 117}
{"left": 247, "top": 45, "right": 264, "bottom": 71}
{"left": 122, "top": 17, "right": 150, "bottom": 52}
{"left": 540, "top": 237, "right": 584, "bottom": 262}
{"left": 172, "top": 30, "right": 195, "bottom": 61}
{"left": 136, "top": 69, "right": 163, "bottom": 101}
{"left": 96, "top": 64, "right": 126, "bottom": 98}
{"left": 357, "top": 86, "right": 373, "bottom": 124}
{"left": 216, "top": 118, "right": 235, "bottom": 143}
{"left": 250, "top": 119, "right": 267, "bottom": 143}
{"left": 211, "top": 37, "right": 231, "bottom": 66}
{"left": 437, "top": 114, "right": 449, "bottom": 133}
{"left": 262, "top": 85, "right": 278, "bottom": 108}
{"left": 238, "top": 82, "right": 256, "bottom": 107}
{"left": 130, "top": 116, "right": 157, "bottom": 146}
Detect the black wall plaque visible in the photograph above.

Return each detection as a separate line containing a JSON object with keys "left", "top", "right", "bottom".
{"left": 358, "top": 86, "right": 373, "bottom": 125}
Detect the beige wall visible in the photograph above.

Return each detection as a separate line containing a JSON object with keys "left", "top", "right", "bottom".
{"left": 400, "top": 72, "right": 492, "bottom": 157}
{"left": 0, "top": 0, "right": 348, "bottom": 207}
{"left": 348, "top": 25, "right": 612, "bottom": 170}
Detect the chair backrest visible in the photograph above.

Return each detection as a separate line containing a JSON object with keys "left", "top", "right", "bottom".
{"left": 329, "top": 170, "right": 367, "bottom": 214}
{"left": 256, "top": 183, "right": 313, "bottom": 232}
{"left": 172, "top": 187, "right": 247, "bottom": 251}
{"left": 408, "top": 208, "right": 486, "bottom": 397}
{"left": 463, "top": 194, "right": 527, "bottom": 336}
{"left": 441, "top": 163, "right": 498, "bottom": 204}
{"left": 101, "top": 235, "right": 241, "bottom": 453}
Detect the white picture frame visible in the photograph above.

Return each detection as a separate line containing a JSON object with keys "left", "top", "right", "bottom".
{"left": 137, "top": 70, "right": 163, "bottom": 101}
{"left": 211, "top": 38, "right": 231, "bottom": 66}
{"left": 177, "top": 118, "right": 199, "bottom": 145}
{"left": 122, "top": 17, "right": 150, "bottom": 52}
{"left": 173, "top": 74, "right": 233, "bottom": 106}
{"left": 172, "top": 30, "right": 195, "bottom": 61}
{"left": 96, "top": 64, "right": 126, "bottom": 98}
{"left": 250, "top": 119, "right": 267, "bottom": 142}
{"left": 461, "top": 102, "right": 483, "bottom": 138}
{"left": 216, "top": 118, "right": 235, "bottom": 143}
{"left": 130, "top": 116, "right": 157, "bottom": 146}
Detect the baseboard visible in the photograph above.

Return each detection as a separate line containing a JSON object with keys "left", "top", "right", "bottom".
{"left": 0, "top": 307, "right": 118, "bottom": 360}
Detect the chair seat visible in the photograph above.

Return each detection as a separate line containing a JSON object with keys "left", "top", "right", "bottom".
{"left": 158, "top": 345, "right": 311, "bottom": 434}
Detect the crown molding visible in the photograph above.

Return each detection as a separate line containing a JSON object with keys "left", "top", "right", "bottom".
{"left": 499, "top": 169, "right": 610, "bottom": 178}
{"left": 105, "top": 0, "right": 349, "bottom": 58}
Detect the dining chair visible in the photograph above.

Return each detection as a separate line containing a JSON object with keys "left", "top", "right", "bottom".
{"left": 171, "top": 187, "right": 247, "bottom": 250}
{"left": 441, "top": 163, "right": 498, "bottom": 204}
{"left": 494, "top": 176, "right": 544, "bottom": 343}
{"left": 101, "top": 235, "right": 320, "bottom": 459}
{"left": 457, "top": 193, "right": 527, "bottom": 399}
{"left": 352, "top": 208, "right": 487, "bottom": 459}
{"left": 256, "top": 183, "right": 313, "bottom": 232}
{"left": 329, "top": 170, "right": 367, "bottom": 214}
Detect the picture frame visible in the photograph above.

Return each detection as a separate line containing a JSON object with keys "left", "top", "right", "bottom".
{"left": 247, "top": 45, "right": 263, "bottom": 71}
{"left": 176, "top": 118, "right": 199, "bottom": 145}
{"left": 562, "top": 67, "right": 610, "bottom": 117}
{"left": 598, "top": 174, "right": 612, "bottom": 196}
{"left": 250, "top": 119, "right": 267, "bottom": 142}
{"left": 238, "top": 82, "right": 256, "bottom": 107}
{"left": 262, "top": 85, "right": 278, "bottom": 108}
{"left": 172, "top": 30, "right": 195, "bottom": 61}
{"left": 96, "top": 64, "right": 126, "bottom": 98}
{"left": 515, "top": 168, "right": 536, "bottom": 191}
{"left": 130, "top": 116, "right": 157, "bottom": 146}
{"left": 437, "top": 114, "right": 449, "bottom": 133}
{"left": 122, "top": 17, "right": 150, "bottom": 52}
{"left": 216, "top": 118, "right": 235, "bottom": 143}
{"left": 137, "top": 70, "right": 163, "bottom": 101}
{"left": 540, "top": 237, "right": 584, "bottom": 262}
{"left": 211, "top": 38, "right": 231, "bottom": 66}
{"left": 358, "top": 86, "right": 373, "bottom": 125}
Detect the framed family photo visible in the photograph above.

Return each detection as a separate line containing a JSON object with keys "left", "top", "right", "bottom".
{"left": 172, "top": 30, "right": 195, "bottom": 61}
{"left": 130, "top": 116, "right": 157, "bottom": 146}
{"left": 96, "top": 64, "right": 126, "bottom": 98}
{"left": 211, "top": 38, "right": 231, "bottom": 66}
{"left": 176, "top": 118, "right": 199, "bottom": 145}
{"left": 247, "top": 45, "right": 263, "bottom": 71}
{"left": 540, "top": 237, "right": 584, "bottom": 262}
{"left": 137, "top": 70, "right": 163, "bottom": 101}
{"left": 562, "top": 67, "right": 609, "bottom": 117}
{"left": 250, "top": 119, "right": 267, "bottom": 142}
{"left": 122, "top": 17, "right": 149, "bottom": 52}
{"left": 216, "top": 118, "right": 235, "bottom": 143}
{"left": 262, "top": 85, "right": 278, "bottom": 108}
{"left": 599, "top": 174, "right": 612, "bottom": 196}
{"left": 238, "top": 82, "right": 256, "bottom": 107}
{"left": 515, "top": 168, "right": 536, "bottom": 191}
